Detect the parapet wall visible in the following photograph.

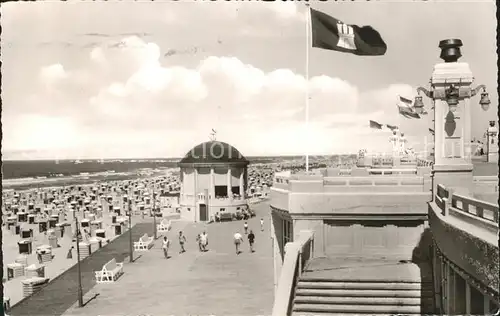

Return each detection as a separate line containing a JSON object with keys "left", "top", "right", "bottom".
{"left": 430, "top": 184, "right": 499, "bottom": 298}
{"left": 271, "top": 167, "right": 433, "bottom": 215}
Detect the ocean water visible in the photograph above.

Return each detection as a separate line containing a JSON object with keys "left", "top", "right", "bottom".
{"left": 0, "top": 156, "right": 300, "bottom": 180}
{"left": 1, "top": 159, "right": 178, "bottom": 180}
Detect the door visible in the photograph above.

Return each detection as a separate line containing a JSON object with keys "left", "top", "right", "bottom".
{"left": 199, "top": 204, "right": 208, "bottom": 221}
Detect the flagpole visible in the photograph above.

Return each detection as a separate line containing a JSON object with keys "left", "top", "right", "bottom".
{"left": 305, "top": 4, "right": 311, "bottom": 172}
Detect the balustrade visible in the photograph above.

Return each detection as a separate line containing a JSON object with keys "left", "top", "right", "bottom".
{"left": 436, "top": 184, "right": 499, "bottom": 224}
{"left": 271, "top": 230, "right": 314, "bottom": 316}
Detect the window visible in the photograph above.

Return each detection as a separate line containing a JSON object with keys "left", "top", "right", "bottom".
{"left": 214, "top": 186, "right": 228, "bottom": 198}
{"left": 283, "top": 219, "right": 293, "bottom": 246}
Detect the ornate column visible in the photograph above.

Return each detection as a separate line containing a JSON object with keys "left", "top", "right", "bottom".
{"left": 226, "top": 168, "right": 232, "bottom": 198}
{"left": 414, "top": 39, "right": 491, "bottom": 193}
{"left": 415, "top": 39, "right": 491, "bottom": 196}
{"left": 487, "top": 121, "right": 498, "bottom": 163}
{"left": 239, "top": 168, "right": 245, "bottom": 199}
{"left": 180, "top": 170, "right": 185, "bottom": 204}
{"left": 194, "top": 167, "right": 198, "bottom": 221}
{"left": 210, "top": 167, "right": 215, "bottom": 200}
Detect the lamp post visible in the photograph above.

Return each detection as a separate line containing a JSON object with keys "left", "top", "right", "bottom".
{"left": 74, "top": 208, "right": 83, "bottom": 307}
{"left": 152, "top": 190, "right": 157, "bottom": 240}
{"left": 413, "top": 39, "right": 491, "bottom": 161}
{"left": 127, "top": 200, "right": 134, "bottom": 263}
{"left": 413, "top": 39, "right": 492, "bottom": 196}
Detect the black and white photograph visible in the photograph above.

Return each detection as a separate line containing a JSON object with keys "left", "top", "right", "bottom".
{"left": 1, "top": 1, "right": 498, "bottom": 315}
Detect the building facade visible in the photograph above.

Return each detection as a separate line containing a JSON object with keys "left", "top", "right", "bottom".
{"left": 178, "top": 141, "right": 249, "bottom": 222}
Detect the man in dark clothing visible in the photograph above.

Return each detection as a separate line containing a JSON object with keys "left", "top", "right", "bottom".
{"left": 248, "top": 230, "right": 255, "bottom": 253}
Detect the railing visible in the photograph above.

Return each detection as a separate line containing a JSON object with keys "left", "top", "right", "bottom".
{"left": 324, "top": 176, "right": 424, "bottom": 187}
{"left": 368, "top": 168, "right": 417, "bottom": 175}
{"left": 435, "top": 184, "right": 499, "bottom": 228}
{"left": 417, "top": 157, "right": 434, "bottom": 167}
{"left": 272, "top": 230, "right": 314, "bottom": 316}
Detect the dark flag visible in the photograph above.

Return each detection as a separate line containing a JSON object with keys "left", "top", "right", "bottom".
{"left": 386, "top": 124, "right": 398, "bottom": 131}
{"left": 369, "top": 120, "right": 383, "bottom": 129}
{"left": 429, "top": 128, "right": 435, "bottom": 135}
{"left": 310, "top": 8, "right": 387, "bottom": 56}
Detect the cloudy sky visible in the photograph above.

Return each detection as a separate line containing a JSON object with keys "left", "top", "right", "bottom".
{"left": 1, "top": 0, "right": 497, "bottom": 159}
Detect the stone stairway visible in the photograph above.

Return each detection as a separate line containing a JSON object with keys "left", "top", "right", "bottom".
{"left": 291, "top": 266, "right": 435, "bottom": 315}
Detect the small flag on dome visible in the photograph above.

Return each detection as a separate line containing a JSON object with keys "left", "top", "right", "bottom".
{"left": 210, "top": 129, "right": 217, "bottom": 141}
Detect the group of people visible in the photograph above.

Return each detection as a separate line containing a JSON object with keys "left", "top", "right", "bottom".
{"left": 160, "top": 217, "right": 265, "bottom": 258}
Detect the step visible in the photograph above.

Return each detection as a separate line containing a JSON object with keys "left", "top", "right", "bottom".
{"left": 295, "top": 288, "right": 433, "bottom": 298}
{"left": 297, "top": 281, "right": 427, "bottom": 291}
{"left": 292, "top": 303, "right": 422, "bottom": 314}
{"left": 300, "top": 276, "right": 426, "bottom": 283}
{"left": 293, "top": 295, "right": 424, "bottom": 306}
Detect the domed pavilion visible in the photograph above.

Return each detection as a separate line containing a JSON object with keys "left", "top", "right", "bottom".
{"left": 178, "top": 141, "right": 250, "bottom": 222}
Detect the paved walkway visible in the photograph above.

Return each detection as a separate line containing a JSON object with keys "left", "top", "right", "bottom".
{"left": 59, "top": 201, "right": 274, "bottom": 316}
{"left": 9, "top": 222, "right": 155, "bottom": 316}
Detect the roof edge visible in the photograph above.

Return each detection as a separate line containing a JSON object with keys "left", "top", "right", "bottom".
{"left": 178, "top": 161, "right": 249, "bottom": 168}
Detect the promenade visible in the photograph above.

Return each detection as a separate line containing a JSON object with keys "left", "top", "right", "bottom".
{"left": 62, "top": 201, "right": 273, "bottom": 316}
{"left": 12, "top": 201, "right": 273, "bottom": 316}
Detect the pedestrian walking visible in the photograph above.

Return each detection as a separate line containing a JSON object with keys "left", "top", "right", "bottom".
{"left": 260, "top": 218, "right": 264, "bottom": 232}
{"left": 178, "top": 231, "right": 187, "bottom": 253}
{"left": 234, "top": 232, "right": 243, "bottom": 255}
{"left": 200, "top": 231, "right": 208, "bottom": 252}
{"left": 196, "top": 234, "right": 203, "bottom": 252}
{"left": 248, "top": 230, "right": 255, "bottom": 252}
{"left": 162, "top": 236, "right": 170, "bottom": 259}
{"left": 244, "top": 221, "right": 249, "bottom": 234}
{"left": 66, "top": 246, "right": 73, "bottom": 259}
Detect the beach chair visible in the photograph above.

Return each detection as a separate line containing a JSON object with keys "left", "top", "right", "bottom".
{"left": 157, "top": 219, "right": 171, "bottom": 233}
{"left": 95, "top": 258, "right": 124, "bottom": 283}
{"left": 133, "top": 233, "right": 154, "bottom": 251}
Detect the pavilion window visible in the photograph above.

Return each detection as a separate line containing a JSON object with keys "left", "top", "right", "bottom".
{"left": 214, "top": 186, "right": 228, "bottom": 198}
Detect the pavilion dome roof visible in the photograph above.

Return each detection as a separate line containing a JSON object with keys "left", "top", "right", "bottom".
{"left": 178, "top": 141, "right": 249, "bottom": 167}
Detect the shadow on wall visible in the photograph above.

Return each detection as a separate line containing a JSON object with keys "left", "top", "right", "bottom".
{"left": 271, "top": 212, "right": 285, "bottom": 261}
{"left": 411, "top": 227, "right": 437, "bottom": 314}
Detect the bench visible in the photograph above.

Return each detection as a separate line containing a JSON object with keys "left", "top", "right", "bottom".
{"left": 95, "top": 258, "right": 124, "bottom": 283}
{"left": 157, "top": 220, "right": 171, "bottom": 233}
{"left": 133, "top": 233, "right": 154, "bottom": 251}
{"left": 220, "top": 212, "right": 233, "bottom": 222}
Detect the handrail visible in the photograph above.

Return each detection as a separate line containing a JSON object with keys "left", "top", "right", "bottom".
{"left": 272, "top": 230, "right": 314, "bottom": 316}
{"left": 452, "top": 193, "right": 499, "bottom": 223}
{"left": 435, "top": 184, "right": 499, "bottom": 224}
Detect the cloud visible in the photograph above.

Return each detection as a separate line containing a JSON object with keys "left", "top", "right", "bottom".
{"left": 163, "top": 2, "right": 305, "bottom": 37}
{"left": 4, "top": 35, "right": 424, "bottom": 158}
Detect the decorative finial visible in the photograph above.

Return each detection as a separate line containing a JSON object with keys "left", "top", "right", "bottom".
{"left": 439, "top": 39, "right": 463, "bottom": 63}
{"left": 210, "top": 129, "right": 217, "bottom": 141}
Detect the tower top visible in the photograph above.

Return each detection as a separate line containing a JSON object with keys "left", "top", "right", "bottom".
{"left": 439, "top": 39, "right": 463, "bottom": 63}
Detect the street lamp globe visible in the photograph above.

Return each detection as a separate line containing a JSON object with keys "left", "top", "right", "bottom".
{"left": 413, "top": 95, "right": 425, "bottom": 114}
{"left": 479, "top": 91, "right": 491, "bottom": 111}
